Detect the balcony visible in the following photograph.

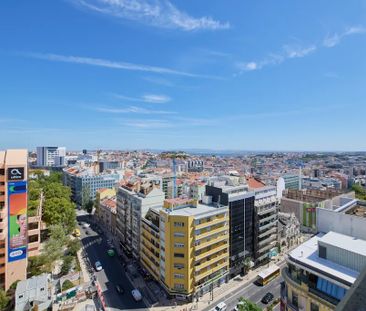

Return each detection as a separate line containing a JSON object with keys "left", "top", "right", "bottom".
{"left": 195, "top": 225, "right": 228, "bottom": 240}
{"left": 258, "top": 226, "right": 277, "bottom": 238}
{"left": 0, "top": 176, "right": 4, "bottom": 182}
{"left": 257, "top": 205, "right": 277, "bottom": 216}
{"left": 259, "top": 221, "right": 277, "bottom": 232}
{"left": 308, "top": 287, "right": 339, "bottom": 307}
{"left": 195, "top": 243, "right": 228, "bottom": 261}
{"left": 195, "top": 261, "right": 228, "bottom": 282}
{"left": 195, "top": 217, "right": 227, "bottom": 230}
{"left": 258, "top": 234, "right": 277, "bottom": 247}
{"left": 195, "top": 233, "right": 229, "bottom": 251}
{"left": 195, "top": 252, "right": 228, "bottom": 271}
{"left": 259, "top": 213, "right": 278, "bottom": 224}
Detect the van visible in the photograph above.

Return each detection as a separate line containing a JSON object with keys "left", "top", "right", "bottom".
{"left": 131, "top": 289, "right": 142, "bottom": 302}
{"left": 214, "top": 302, "right": 227, "bottom": 311}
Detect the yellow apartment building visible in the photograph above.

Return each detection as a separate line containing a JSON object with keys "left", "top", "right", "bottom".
{"left": 141, "top": 199, "right": 229, "bottom": 301}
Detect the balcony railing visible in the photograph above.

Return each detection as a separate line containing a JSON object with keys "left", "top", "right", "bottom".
{"left": 308, "top": 287, "right": 339, "bottom": 307}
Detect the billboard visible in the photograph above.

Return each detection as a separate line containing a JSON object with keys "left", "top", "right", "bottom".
{"left": 8, "top": 181, "right": 27, "bottom": 262}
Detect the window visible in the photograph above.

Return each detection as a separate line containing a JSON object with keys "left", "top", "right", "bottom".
{"left": 174, "top": 284, "right": 184, "bottom": 290}
{"left": 174, "top": 232, "right": 185, "bottom": 238}
{"left": 310, "top": 303, "right": 319, "bottom": 311}
{"left": 174, "top": 222, "right": 184, "bottom": 227}
{"left": 174, "top": 263, "right": 184, "bottom": 269}
{"left": 174, "top": 243, "right": 185, "bottom": 248}
{"left": 174, "top": 253, "right": 184, "bottom": 258}
{"left": 319, "top": 245, "right": 327, "bottom": 259}
{"left": 292, "top": 292, "right": 298, "bottom": 308}
{"left": 174, "top": 273, "right": 184, "bottom": 279}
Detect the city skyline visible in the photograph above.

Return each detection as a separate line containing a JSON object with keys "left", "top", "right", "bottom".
{"left": 1, "top": 1, "right": 366, "bottom": 151}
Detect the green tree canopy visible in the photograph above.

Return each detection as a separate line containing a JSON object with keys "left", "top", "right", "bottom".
{"left": 237, "top": 298, "right": 262, "bottom": 311}
{"left": 0, "top": 289, "right": 9, "bottom": 310}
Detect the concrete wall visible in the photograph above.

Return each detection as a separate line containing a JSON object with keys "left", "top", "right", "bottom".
{"left": 317, "top": 208, "right": 366, "bottom": 240}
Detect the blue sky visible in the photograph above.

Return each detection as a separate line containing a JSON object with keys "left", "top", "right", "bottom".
{"left": 1, "top": 0, "right": 366, "bottom": 151}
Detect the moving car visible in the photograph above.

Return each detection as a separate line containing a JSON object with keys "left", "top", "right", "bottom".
{"left": 214, "top": 302, "right": 227, "bottom": 311}
{"left": 261, "top": 292, "right": 274, "bottom": 304}
{"left": 95, "top": 261, "right": 103, "bottom": 272}
{"left": 83, "top": 223, "right": 91, "bottom": 229}
{"left": 131, "top": 289, "right": 142, "bottom": 302}
{"left": 115, "top": 284, "right": 124, "bottom": 294}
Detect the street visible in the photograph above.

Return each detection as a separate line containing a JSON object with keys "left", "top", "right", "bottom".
{"left": 77, "top": 211, "right": 147, "bottom": 310}
{"left": 202, "top": 274, "right": 283, "bottom": 311}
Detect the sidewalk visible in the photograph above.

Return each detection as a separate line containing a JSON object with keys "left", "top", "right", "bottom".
{"left": 150, "top": 256, "right": 287, "bottom": 311}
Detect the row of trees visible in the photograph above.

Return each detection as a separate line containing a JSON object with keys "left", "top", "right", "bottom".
{"left": 29, "top": 171, "right": 76, "bottom": 233}
{"left": 28, "top": 224, "right": 81, "bottom": 277}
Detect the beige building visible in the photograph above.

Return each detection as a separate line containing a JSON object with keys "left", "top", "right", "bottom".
{"left": 0, "top": 149, "right": 28, "bottom": 290}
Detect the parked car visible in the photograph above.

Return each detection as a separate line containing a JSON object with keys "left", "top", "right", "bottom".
{"left": 95, "top": 261, "right": 103, "bottom": 272}
{"left": 233, "top": 301, "right": 244, "bottom": 311}
{"left": 131, "top": 289, "right": 142, "bottom": 302}
{"left": 261, "top": 292, "right": 274, "bottom": 304}
{"left": 83, "top": 223, "right": 91, "bottom": 229}
{"left": 115, "top": 284, "right": 124, "bottom": 294}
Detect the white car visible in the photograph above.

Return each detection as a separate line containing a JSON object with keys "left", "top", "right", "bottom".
{"left": 131, "top": 289, "right": 142, "bottom": 302}
{"left": 214, "top": 302, "right": 227, "bottom": 311}
{"left": 83, "top": 223, "right": 91, "bottom": 229}
{"left": 95, "top": 261, "right": 103, "bottom": 271}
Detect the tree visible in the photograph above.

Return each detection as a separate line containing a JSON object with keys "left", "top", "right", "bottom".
{"left": 0, "top": 289, "right": 9, "bottom": 310}
{"left": 61, "top": 280, "right": 75, "bottom": 292}
{"left": 67, "top": 239, "right": 81, "bottom": 257}
{"left": 243, "top": 257, "right": 253, "bottom": 273}
{"left": 81, "top": 185, "right": 91, "bottom": 210}
{"left": 352, "top": 184, "right": 366, "bottom": 200}
{"left": 61, "top": 256, "right": 74, "bottom": 276}
{"left": 85, "top": 200, "right": 94, "bottom": 214}
{"left": 43, "top": 198, "right": 76, "bottom": 233}
{"left": 237, "top": 298, "right": 262, "bottom": 311}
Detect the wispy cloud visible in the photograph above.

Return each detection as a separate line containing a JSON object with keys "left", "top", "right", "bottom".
{"left": 94, "top": 105, "right": 175, "bottom": 114}
{"left": 71, "top": 0, "right": 230, "bottom": 31}
{"left": 323, "top": 26, "right": 366, "bottom": 48}
{"left": 112, "top": 93, "right": 171, "bottom": 103}
{"left": 237, "top": 44, "right": 316, "bottom": 72}
{"left": 121, "top": 118, "right": 174, "bottom": 129}
{"left": 25, "top": 52, "right": 220, "bottom": 79}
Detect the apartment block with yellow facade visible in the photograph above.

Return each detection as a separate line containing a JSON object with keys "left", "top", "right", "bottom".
{"left": 281, "top": 231, "right": 366, "bottom": 311}
{"left": 141, "top": 198, "right": 230, "bottom": 301}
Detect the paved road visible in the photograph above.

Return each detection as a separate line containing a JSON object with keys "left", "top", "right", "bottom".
{"left": 77, "top": 212, "right": 147, "bottom": 310}
{"left": 202, "top": 274, "right": 283, "bottom": 311}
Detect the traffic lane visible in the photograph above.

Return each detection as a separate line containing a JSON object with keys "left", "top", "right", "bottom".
{"left": 78, "top": 217, "right": 146, "bottom": 310}
{"left": 214, "top": 276, "right": 282, "bottom": 311}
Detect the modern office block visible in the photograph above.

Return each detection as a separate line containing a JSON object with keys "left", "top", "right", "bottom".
{"left": 36, "top": 146, "right": 66, "bottom": 167}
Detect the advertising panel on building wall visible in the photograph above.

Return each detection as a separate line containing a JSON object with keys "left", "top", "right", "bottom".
{"left": 7, "top": 180, "right": 27, "bottom": 262}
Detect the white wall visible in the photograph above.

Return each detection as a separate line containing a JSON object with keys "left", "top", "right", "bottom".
{"left": 317, "top": 208, "right": 366, "bottom": 240}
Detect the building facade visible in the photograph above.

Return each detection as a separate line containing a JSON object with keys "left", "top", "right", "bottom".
{"left": 140, "top": 200, "right": 229, "bottom": 300}
{"left": 36, "top": 146, "right": 66, "bottom": 167}
{"left": 252, "top": 186, "right": 279, "bottom": 264}
{"left": 0, "top": 149, "right": 28, "bottom": 290}
{"left": 205, "top": 182, "right": 255, "bottom": 276}
{"left": 281, "top": 231, "right": 366, "bottom": 311}
{"left": 116, "top": 182, "right": 165, "bottom": 259}
{"left": 63, "top": 167, "right": 120, "bottom": 206}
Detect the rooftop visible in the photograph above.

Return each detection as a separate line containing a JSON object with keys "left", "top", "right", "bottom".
{"left": 166, "top": 202, "right": 227, "bottom": 218}
{"left": 289, "top": 232, "right": 360, "bottom": 285}
{"left": 345, "top": 204, "right": 366, "bottom": 219}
